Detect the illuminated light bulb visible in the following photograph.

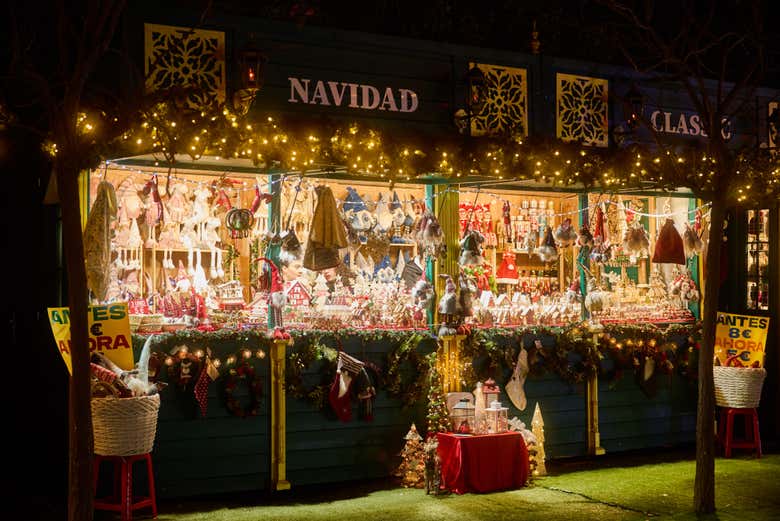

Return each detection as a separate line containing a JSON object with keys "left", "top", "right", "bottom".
{"left": 227, "top": 356, "right": 236, "bottom": 365}
{"left": 195, "top": 350, "right": 204, "bottom": 359}
{"left": 165, "top": 357, "right": 174, "bottom": 366}
{"left": 256, "top": 350, "right": 266, "bottom": 359}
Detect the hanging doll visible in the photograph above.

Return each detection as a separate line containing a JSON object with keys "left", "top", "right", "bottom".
{"left": 459, "top": 229, "right": 485, "bottom": 266}
{"left": 623, "top": 222, "right": 651, "bottom": 259}
{"left": 255, "top": 257, "right": 290, "bottom": 339}
{"left": 502, "top": 200, "right": 512, "bottom": 241}
{"left": 537, "top": 226, "right": 558, "bottom": 262}
{"left": 683, "top": 222, "right": 703, "bottom": 259}
{"left": 416, "top": 208, "right": 445, "bottom": 259}
{"left": 524, "top": 227, "right": 539, "bottom": 255}
{"left": 554, "top": 218, "right": 578, "bottom": 247}
{"left": 142, "top": 173, "right": 164, "bottom": 248}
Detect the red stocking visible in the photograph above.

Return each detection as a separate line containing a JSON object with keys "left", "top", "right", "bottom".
{"left": 329, "top": 369, "right": 354, "bottom": 422}
{"left": 194, "top": 364, "right": 212, "bottom": 417}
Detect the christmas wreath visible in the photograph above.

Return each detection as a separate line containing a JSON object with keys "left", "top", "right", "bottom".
{"left": 223, "top": 360, "right": 263, "bottom": 417}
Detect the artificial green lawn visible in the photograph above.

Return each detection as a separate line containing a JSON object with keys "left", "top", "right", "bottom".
{"left": 147, "top": 453, "right": 780, "bottom": 521}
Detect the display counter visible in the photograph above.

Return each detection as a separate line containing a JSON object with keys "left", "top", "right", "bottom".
{"left": 131, "top": 319, "right": 698, "bottom": 497}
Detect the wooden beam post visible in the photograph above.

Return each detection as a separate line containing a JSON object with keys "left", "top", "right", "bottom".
{"left": 586, "top": 324, "right": 606, "bottom": 456}
{"left": 270, "top": 338, "right": 292, "bottom": 491}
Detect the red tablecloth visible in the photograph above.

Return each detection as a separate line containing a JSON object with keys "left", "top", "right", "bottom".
{"left": 437, "top": 432, "right": 529, "bottom": 494}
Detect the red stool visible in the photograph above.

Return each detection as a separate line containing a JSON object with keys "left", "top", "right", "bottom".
{"left": 717, "top": 408, "right": 762, "bottom": 458}
{"left": 93, "top": 453, "right": 157, "bottom": 520}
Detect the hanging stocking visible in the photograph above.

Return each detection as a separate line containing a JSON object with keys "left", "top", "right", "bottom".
{"left": 328, "top": 351, "right": 364, "bottom": 422}
{"left": 506, "top": 346, "right": 529, "bottom": 411}
{"left": 193, "top": 355, "right": 220, "bottom": 418}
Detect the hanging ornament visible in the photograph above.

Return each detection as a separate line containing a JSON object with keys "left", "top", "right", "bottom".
{"left": 255, "top": 257, "right": 290, "bottom": 339}
{"left": 458, "top": 229, "right": 485, "bottom": 266}
{"left": 683, "top": 222, "right": 703, "bottom": 259}
{"left": 505, "top": 346, "right": 529, "bottom": 411}
{"left": 218, "top": 188, "right": 255, "bottom": 239}
{"left": 577, "top": 225, "right": 594, "bottom": 249}
{"left": 416, "top": 208, "right": 445, "bottom": 259}
{"left": 437, "top": 275, "right": 458, "bottom": 336}
{"left": 652, "top": 219, "right": 685, "bottom": 265}
{"left": 553, "top": 218, "right": 577, "bottom": 247}
{"left": 623, "top": 222, "right": 650, "bottom": 259}
{"left": 536, "top": 226, "right": 558, "bottom": 262}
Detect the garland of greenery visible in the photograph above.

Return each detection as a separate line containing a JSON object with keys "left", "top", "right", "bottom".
{"left": 134, "top": 322, "right": 701, "bottom": 412}
{"left": 284, "top": 334, "right": 337, "bottom": 409}
{"left": 223, "top": 359, "right": 263, "bottom": 417}
{"left": 385, "top": 332, "right": 431, "bottom": 408}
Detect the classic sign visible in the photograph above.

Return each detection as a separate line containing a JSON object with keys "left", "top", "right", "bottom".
{"left": 288, "top": 77, "right": 419, "bottom": 113}
{"left": 649, "top": 110, "right": 732, "bottom": 139}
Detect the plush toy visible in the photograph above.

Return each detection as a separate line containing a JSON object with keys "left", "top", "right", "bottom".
{"left": 412, "top": 278, "right": 435, "bottom": 324}
{"left": 554, "top": 218, "right": 578, "bottom": 247}
{"left": 457, "top": 275, "right": 477, "bottom": 318}
{"left": 537, "top": 226, "right": 558, "bottom": 262}
{"left": 416, "top": 208, "right": 445, "bottom": 259}
{"left": 437, "top": 275, "right": 458, "bottom": 336}
{"left": 459, "top": 230, "right": 485, "bottom": 266}
{"left": 683, "top": 222, "right": 704, "bottom": 259}
{"left": 623, "top": 222, "right": 651, "bottom": 259}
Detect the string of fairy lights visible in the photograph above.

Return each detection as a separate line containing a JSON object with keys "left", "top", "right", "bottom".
{"left": 64, "top": 99, "right": 779, "bottom": 209}
{"left": 161, "top": 344, "right": 266, "bottom": 371}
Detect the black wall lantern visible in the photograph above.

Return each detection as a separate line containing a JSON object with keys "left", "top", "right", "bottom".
{"left": 238, "top": 37, "right": 266, "bottom": 90}
{"left": 466, "top": 64, "right": 487, "bottom": 116}
{"left": 624, "top": 84, "right": 644, "bottom": 130}
{"left": 234, "top": 35, "right": 267, "bottom": 114}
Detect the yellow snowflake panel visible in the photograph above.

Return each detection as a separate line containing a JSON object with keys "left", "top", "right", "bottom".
{"left": 556, "top": 73, "right": 609, "bottom": 147}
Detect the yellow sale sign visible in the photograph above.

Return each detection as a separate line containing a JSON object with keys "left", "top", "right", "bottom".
{"left": 48, "top": 302, "right": 134, "bottom": 374}
{"left": 715, "top": 312, "right": 770, "bottom": 367}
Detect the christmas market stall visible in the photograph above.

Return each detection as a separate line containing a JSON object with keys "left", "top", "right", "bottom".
{"left": 73, "top": 11, "right": 778, "bottom": 498}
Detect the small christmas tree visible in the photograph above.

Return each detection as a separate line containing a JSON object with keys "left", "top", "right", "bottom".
{"left": 426, "top": 355, "right": 451, "bottom": 435}
{"left": 395, "top": 423, "right": 425, "bottom": 488}
{"left": 531, "top": 402, "right": 547, "bottom": 476}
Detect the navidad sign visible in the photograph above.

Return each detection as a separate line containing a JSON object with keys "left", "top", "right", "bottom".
{"left": 714, "top": 312, "right": 770, "bottom": 367}
{"left": 48, "top": 302, "right": 134, "bottom": 374}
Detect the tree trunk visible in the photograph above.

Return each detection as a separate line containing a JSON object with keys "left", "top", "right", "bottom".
{"left": 57, "top": 157, "right": 94, "bottom": 521}
{"left": 694, "top": 198, "right": 725, "bottom": 514}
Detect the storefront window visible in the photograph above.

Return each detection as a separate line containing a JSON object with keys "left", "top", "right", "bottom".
{"left": 746, "top": 208, "right": 770, "bottom": 311}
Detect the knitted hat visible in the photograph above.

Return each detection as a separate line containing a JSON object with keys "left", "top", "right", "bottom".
{"left": 343, "top": 186, "right": 367, "bottom": 212}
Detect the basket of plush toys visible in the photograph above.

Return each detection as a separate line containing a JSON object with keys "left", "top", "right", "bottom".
{"left": 713, "top": 355, "right": 766, "bottom": 409}
{"left": 90, "top": 337, "right": 164, "bottom": 456}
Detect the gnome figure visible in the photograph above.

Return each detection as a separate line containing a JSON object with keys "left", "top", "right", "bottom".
{"left": 256, "top": 257, "right": 290, "bottom": 339}
{"left": 437, "top": 275, "right": 458, "bottom": 336}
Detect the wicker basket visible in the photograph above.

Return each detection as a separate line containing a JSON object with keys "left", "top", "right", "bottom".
{"left": 92, "top": 394, "right": 160, "bottom": 456}
{"left": 713, "top": 366, "right": 766, "bottom": 408}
